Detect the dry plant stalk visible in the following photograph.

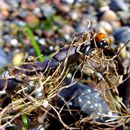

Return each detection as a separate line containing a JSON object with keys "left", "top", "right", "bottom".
{"left": 0, "top": 56, "right": 71, "bottom": 128}
{"left": 0, "top": 29, "right": 130, "bottom": 129}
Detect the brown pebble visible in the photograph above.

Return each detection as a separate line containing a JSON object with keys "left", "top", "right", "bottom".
{"left": 24, "top": 13, "right": 40, "bottom": 27}
{"left": 98, "top": 21, "right": 113, "bottom": 34}
{"left": 102, "top": 10, "right": 117, "bottom": 22}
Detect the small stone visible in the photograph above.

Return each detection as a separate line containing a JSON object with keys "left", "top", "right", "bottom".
{"left": 98, "top": 0, "right": 109, "bottom": 11}
{"left": 24, "top": 13, "right": 40, "bottom": 27}
{"left": 111, "top": 20, "right": 121, "bottom": 29}
{"left": 49, "top": 46, "right": 54, "bottom": 51}
{"left": 33, "top": 7, "right": 42, "bottom": 17}
{"left": 117, "top": 12, "right": 130, "bottom": 25}
{"left": 12, "top": 52, "right": 24, "bottom": 65}
{"left": 39, "top": 38, "right": 46, "bottom": 45}
{"left": 98, "top": 21, "right": 113, "bottom": 34}
{"left": 28, "top": 2, "right": 36, "bottom": 10}
{"left": 0, "top": 1, "right": 10, "bottom": 10}
{"left": 1, "top": 9, "right": 9, "bottom": 20}
{"left": 0, "top": 48, "right": 11, "bottom": 68}
{"left": 55, "top": 3, "right": 71, "bottom": 13}
{"left": 113, "top": 26, "right": 130, "bottom": 47}
{"left": 102, "top": 10, "right": 117, "bottom": 22}
{"left": 69, "top": 10, "right": 81, "bottom": 20}
{"left": 96, "top": 26, "right": 107, "bottom": 34}
{"left": 110, "top": 0, "right": 129, "bottom": 11}
{"left": 62, "top": 0, "right": 75, "bottom": 4}
{"left": 59, "top": 25, "right": 74, "bottom": 35}
{"left": 10, "top": 39, "right": 18, "bottom": 47}
{"left": 41, "top": 4, "right": 56, "bottom": 17}
{"left": 67, "top": 73, "right": 72, "bottom": 78}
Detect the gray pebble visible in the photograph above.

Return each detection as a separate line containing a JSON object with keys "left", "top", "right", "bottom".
{"left": 113, "top": 26, "right": 130, "bottom": 48}
{"left": 0, "top": 48, "right": 11, "bottom": 68}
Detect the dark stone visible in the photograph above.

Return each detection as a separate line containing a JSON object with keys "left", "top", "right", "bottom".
{"left": 58, "top": 81, "right": 110, "bottom": 118}
{"left": 113, "top": 26, "right": 130, "bottom": 48}
{"left": 110, "top": 0, "right": 128, "bottom": 11}
{"left": 0, "top": 48, "right": 11, "bottom": 68}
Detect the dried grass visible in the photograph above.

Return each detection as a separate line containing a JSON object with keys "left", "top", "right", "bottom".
{"left": 0, "top": 30, "right": 130, "bottom": 129}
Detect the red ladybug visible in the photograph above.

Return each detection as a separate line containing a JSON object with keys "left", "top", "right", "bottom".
{"left": 94, "top": 33, "right": 111, "bottom": 48}
{"left": 94, "top": 33, "right": 124, "bottom": 75}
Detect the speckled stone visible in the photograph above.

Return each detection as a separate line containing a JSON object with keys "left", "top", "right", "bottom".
{"left": 59, "top": 81, "right": 110, "bottom": 117}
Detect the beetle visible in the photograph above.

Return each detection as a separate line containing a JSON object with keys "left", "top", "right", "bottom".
{"left": 93, "top": 33, "right": 111, "bottom": 48}
{"left": 25, "top": 56, "right": 35, "bottom": 62}
{"left": 80, "top": 32, "right": 111, "bottom": 54}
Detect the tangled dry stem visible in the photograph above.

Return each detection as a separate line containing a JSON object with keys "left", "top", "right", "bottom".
{"left": 0, "top": 31, "right": 130, "bottom": 129}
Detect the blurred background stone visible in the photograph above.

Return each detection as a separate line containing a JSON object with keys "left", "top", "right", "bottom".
{"left": 0, "top": 48, "right": 11, "bottom": 68}
{"left": 113, "top": 26, "right": 130, "bottom": 48}
{"left": 101, "top": 10, "right": 117, "bottom": 22}
{"left": 110, "top": 0, "right": 129, "bottom": 11}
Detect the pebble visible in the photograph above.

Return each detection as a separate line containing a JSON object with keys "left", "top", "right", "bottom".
{"left": 117, "top": 12, "right": 130, "bottom": 26}
{"left": 0, "top": 48, "right": 11, "bottom": 68}
{"left": 111, "top": 19, "right": 121, "bottom": 29}
{"left": 56, "top": 3, "right": 71, "bottom": 13}
{"left": 41, "top": 4, "right": 56, "bottom": 17}
{"left": 24, "top": 13, "right": 40, "bottom": 27}
{"left": 59, "top": 25, "right": 74, "bottom": 35}
{"left": 59, "top": 81, "right": 110, "bottom": 117}
{"left": 110, "top": 0, "right": 129, "bottom": 11}
{"left": 12, "top": 52, "right": 24, "bottom": 65}
{"left": 10, "top": 39, "right": 18, "bottom": 47}
{"left": 0, "top": 1, "right": 10, "bottom": 10}
{"left": 0, "top": 9, "right": 9, "bottom": 20}
{"left": 98, "top": 21, "right": 113, "bottom": 34}
{"left": 62, "top": 0, "right": 75, "bottom": 4}
{"left": 69, "top": 10, "right": 81, "bottom": 21}
{"left": 101, "top": 10, "right": 117, "bottom": 22}
{"left": 38, "top": 38, "right": 46, "bottom": 45}
{"left": 113, "top": 26, "right": 130, "bottom": 48}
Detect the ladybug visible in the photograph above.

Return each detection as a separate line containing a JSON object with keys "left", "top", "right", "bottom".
{"left": 25, "top": 56, "right": 35, "bottom": 62}
{"left": 94, "top": 33, "right": 111, "bottom": 48}
{"left": 80, "top": 32, "right": 111, "bottom": 54}
{"left": 94, "top": 33, "right": 124, "bottom": 75}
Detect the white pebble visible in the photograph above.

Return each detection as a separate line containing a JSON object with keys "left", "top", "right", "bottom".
{"left": 10, "top": 39, "right": 18, "bottom": 46}
{"left": 68, "top": 102, "right": 73, "bottom": 106}
{"left": 39, "top": 38, "right": 46, "bottom": 45}
{"left": 90, "top": 105, "right": 94, "bottom": 109}
{"left": 78, "top": 97, "right": 82, "bottom": 102}
{"left": 67, "top": 73, "right": 72, "bottom": 78}
{"left": 87, "top": 100, "right": 91, "bottom": 104}
{"left": 49, "top": 46, "right": 54, "bottom": 51}
{"left": 64, "top": 34, "right": 70, "bottom": 40}
{"left": 94, "top": 103, "right": 98, "bottom": 107}
{"left": 87, "top": 89, "right": 91, "bottom": 93}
